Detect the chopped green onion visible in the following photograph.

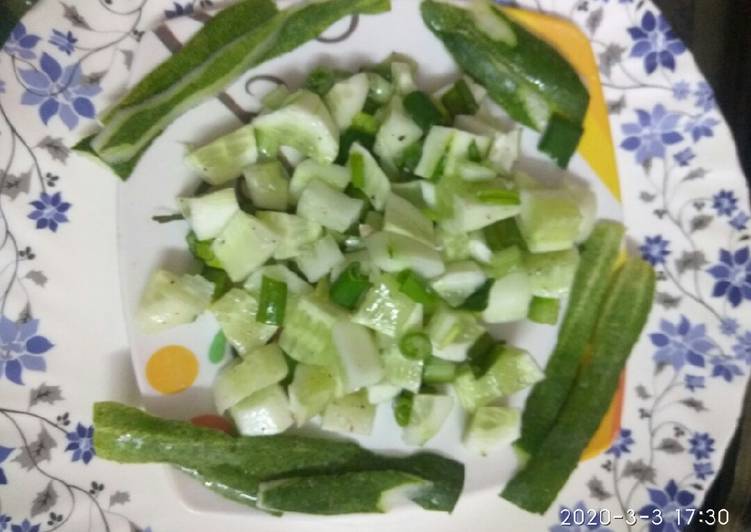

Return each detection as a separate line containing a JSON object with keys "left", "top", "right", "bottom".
{"left": 152, "top": 213, "right": 184, "bottom": 224}
{"left": 528, "top": 296, "right": 560, "bottom": 325}
{"left": 474, "top": 188, "right": 520, "bottom": 206}
{"left": 468, "top": 140, "right": 483, "bottom": 163}
{"left": 201, "top": 266, "right": 232, "bottom": 301}
{"left": 369, "top": 62, "right": 394, "bottom": 83}
{"left": 483, "top": 218, "right": 527, "bottom": 251}
{"left": 336, "top": 128, "right": 376, "bottom": 165}
{"left": 351, "top": 112, "right": 380, "bottom": 135}
{"left": 304, "top": 66, "right": 345, "bottom": 96}
{"left": 403, "top": 91, "right": 447, "bottom": 131}
{"left": 537, "top": 113, "right": 583, "bottom": 169}
{"left": 399, "top": 140, "right": 423, "bottom": 174}
{"left": 349, "top": 152, "right": 366, "bottom": 190}
{"left": 329, "top": 262, "right": 372, "bottom": 310}
{"left": 186, "top": 231, "right": 222, "bottom": 268}
{"left": 466, "top": 332, "right": 499, "bottom": 378}
{"left": 399, "top": 331, "right": 432, "bottom": 361}
{"left": 257, "top": 275, "right": 288, "bottom": 326}
{"left": 459, "top": 279, "right": 493, "bottom": 311}
{"left": 440, "top": 79, "right": 479, "bottom": 118}
{"left": 393, "top": 391, "right": 414, "bottom": 427}
{"left": 423, "top": 357, "right": 457, "bottom": 384}
{"left": 397, "top": 270, "right": 439, "bottom": 311}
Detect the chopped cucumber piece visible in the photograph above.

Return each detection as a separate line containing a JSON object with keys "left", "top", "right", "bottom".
{"left": 391, "top": 62, "right": 418, "bottom": 95}
{"left": 456, "top": 160, "right": 496, "bottom": 182}
{"left": 524, "top": 248, "right": 580, "bottom": 298}
{"left": 325, "top": 73, "right": 370, "bottom": 130}
{"left": 261, "top": 84, "right": 290, "bottom": 110}
{"left": 517, "top": 188, "right": 582, "bottom": 253}
{"left": 253, "top": 90, "right": 339, "bottom": 164}
{"left": 454, "top": 346, "right": 543, "bottom": 411}
{"left": 422, "top": 356, "right": 458, "bottom": 384}
{"left": 288, "top": 363, "right": 337, "bottom": 425}
{"left": 414, "top": 126, "right": 454, "bottom": 179}
{"left": 430, "top": 261, "right": 487, "bottom": 307}
{"left": 332, "top": 321, "right": 384, "bottom": 393}
{"left": 427, "top": 307, "right": 484, "bottom": 362}
{"left": 289, "top": 159, "right": 350, "bottom": 201}
{"left": 295, "top": 234, "right": 345, "bottom": 282}
{"left": 383, "top": 345, "right": 424, "bottom": 393}
{"left": 528, "top": 296, "right": 560, "bottom": 325}
{"left": 399, "top": 331, "right": 432, "bottom": 361}
{"left": 484, "top": 217, "right": 527, "bottom": 252}
{"left": 353, "top": 275, "right": 423, "bottom": 338}
{"left": 210, "top": 288, "right": 278, "bottom": 356}
{"left": 177, "top": 188, "right": 238, "bottom": 241}
{"left": 366, "top": 72, "right": 394, "bottom": 104}
{"left": 230, "top": 384, "right": 294, "bottom": 436}
{"left": 464, "top": 406, "right": 520, "bottom": 455}
{"left": 211, "top": 212, "right": 279, "bottom": 281}
{"left": 255, "top": 211, "right": 322, "bottom": 260}
{"left": 383, "top": 193, "right": 436, "bottom": 247}
{"left": 485, "top": 245, "right": 524, "bottom": 279}
{"left": 137, "top": 270, "right": 214, "bottom": 333}
{"left": 348, "top": 143, "right": 391, "bottom": 210}
{"left": 438, "top": 178, "right": 520, "bottom": 232}
{"left": 438, "top": 228, "right": 490, "bottom": 264}
{"left": 213, "top": 344, "right": 288, "bottom": 413}
{"left": 487, "top": 129, "right": 521, "bottom": 174}
{"left": 297, "top": 180, "right": 364, "bottom": 233}
{"left": 244, "top": 265, "right": 310, "bottom": 297}
{"left": 481, "top": 270, "right": 532, "bottom": 323}
{"left": 279, "top": 293, "right": 345, "bottom": 365}
{"left": 390, "top": 181, "right": 426, "bottom": 209}
{"left": 322, "top": 390, "right": 376, "bottom": 435}
{"left": 444, "top": 129, "right": 491, "bottom": 178}
{"left": 186, "top": 124, "right": 258, "bottom": 185}
{"left": 374, "top": 98, "right": 423, "bottom": 169}
{"left": 368, "top": 382, "right": 402, "bottom": 404}
{"left": 242, "top": 161, "right": 289, "bottom": 211}
{"left": 366, "top": 232, "right": 445, "bottom": 279}
{"left": 403, "top": 394, "right": 454, "bottom": 446}
{"left": 330, "top": 250, "right": 379, "bottom": 283}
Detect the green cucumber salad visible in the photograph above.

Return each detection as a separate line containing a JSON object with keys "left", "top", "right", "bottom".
{"left": 137, "top": 55, "right": 597, "bottom": 454}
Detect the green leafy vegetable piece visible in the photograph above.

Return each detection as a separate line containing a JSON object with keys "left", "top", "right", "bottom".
{"left": 257, "top": 275, "right": 288, "bottom": 325}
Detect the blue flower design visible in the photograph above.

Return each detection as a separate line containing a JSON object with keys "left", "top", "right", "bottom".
{"left": 0, "top": 445, "right": 12, "bottom": 485}
{"left": 693, "top": 82, "right": 715, "bottom": 112}
{"left": 732, "top": 332, "right": 751, "bottom": 365}
{"left": 707, "top": 248, "right": 751, "bottom": 307}
{"left": 0, "top": 316, "right": 53, "bottom": 385}
{"left": 10, "top": 520, "right": 40, "bottom": 532}
{"left": 49, "top": 30, "right": 77, "bottom": 55}
{"left": 606, "top": 428, "right": 634, "bottom": 458}
{"left": 28, "top": 191, "right": 71, "bottom": 232}
{"left": 550, "top": 501, "right": 614, "bottom": 532}
{"left": 712, "top": 356, "right": 744, "bottom": 381}
{"left": 640, "top": 235, "right": 671, "bottom": 266}
{"left": 672, "top": 81, "right": 690, "bottom": 101}
{"left": 2, "top": 23, "right": 40, "bottom": 60}
{"left": 639, "top": 480, "right": 695, "bottom": 532}
{"left": 712, "top": 190, "right": 738, "bottom": 217}
{"left": 165, "top": 2, "right": 194, "bottom": 18}
{"left": 0, "top": 515, "right": 10, "bottom": 531}
{"left": 628, "top": 11, "right": 686, "bottom": 74}
{"left": 65, "top": 423, "right": 95, "bottom": 464}
{"left": 19, "top": 53, "right": 101, "bottom": 129}
{"left": 684, "top": 115, "right": 719, "bottom": 143}
{"left": 730, "top": 212, "right": 749, "bottom": 231}
{"left": 684, "top": 374, "right": 704, "bottom": 392}
{"left": 720, "top": 317, "right": 739, "bottom": 337}
{"left": 649, "top": 316, "right": 715, "bottom": 370}
{"left": 694, "top": 462, "right": 714, "bottom": 481}
{"left": 688, "top": 432, "right": 714, "bottom": 460}
{"left": 620, "top": 105, "right": 683, "bottom": 164}
{"left": 672, "top": 147, "right": 695, "bottom": 167}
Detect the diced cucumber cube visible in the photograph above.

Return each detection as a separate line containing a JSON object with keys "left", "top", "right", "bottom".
{"left": 213, "top": 344, "right": 288, "bottom": 413}
{"left": 366, "top": 231, "right": 445, "bottom": 279}
{"left": 230, "top": 384, "right": 294, "bottom": 436}
{"left": 289, "top": 159, "right": 351, "bottom": 201}
{"left": 325, "top": 73, "right": 370, "bottom": 130}
{"left": 332, "top": 321, "right": 384, "bottom": 394}
{"left": 402, "top": 394, "right": 454, "bottom": 446}
{"left": 186, "top": 124, "right": 258, "bottom": 185}
{"left": 243, "top": 161, "right": 289, "bottom": 211}
{"left": 444, "top": 129, "right": 491, "bottom": 178}
{"left": 481, "top": 270, "right": 532, "bottom": 323}
{"left": 523, "top": 248, "right": 580, "bottom": 298}
{"left": 210, "top": 288, "right": 278, "bottom": 356}
{"left": 391, "top": 62, "right": 418, "bottom": 95}
{"left": 517, "top": 188, "right": 582, "bottom": 253}
{"left": 487, "top": 129, "right": 521, "bottom": 174}
{"left": 430, "top": 261, "right": 487, "bottom": 307}
{"left": 383, "top": 193, "right": 435, "bottom": 247}
{"left": 137, "top": 270, "right": 214, "bottom": 333}
{"left": 427, "top": 307, "right": 484, "bottom": 362}
{"left": 177, "top": 188, "right": 238, "bottom": 241}
{"left": 279, "top": 294, "right": 346, "bottom": 366}
{"left": 414, "top": 126, "right": 454, "bottom": 179}
{"left": 255, "top": 211, "right": 323, "bottom": 260}
{"left": 390, "top": 181, "right": 426, "bottom": 209}
{"left": 211, "top": 212, "right": 279, "bottom": 282}
{"left": 374, "top": 97, "right": 423, "bottom": 169}
{"left": 382, "top": 345, "right": 423, "bottom": 393}
{"left": 288, "top": 363, "right": 337, "bottom": 425}
{"left": 464, "top": 406, "right": 521, "bottom": 455}
{"left": 348, "top": 142, "right": 391, "bottom": 210}
{"left": 295, "top": 234, "right": 345, "bottom": 283}
{"left": 297, "top": 180, "right": 364, "bottom": 233}
{"left": 322, "top": 390, "right": 375, "bottom": 435}
{"left": 441, "top": 187, "right": 520, "bottom": 232}
{"left": 353, "top": 275, "right": 422, "bottom": 338}
{"left": 253, "top": 90, "right": 339, "bottom": 164}
{"left": 367, "top": 382, "right": 401, "bottom": 404}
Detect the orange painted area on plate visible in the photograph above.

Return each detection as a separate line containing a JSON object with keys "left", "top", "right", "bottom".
{"left": 191, "top": 414, "right": 234, "bottom": 434}
{"left": 502, "top": 9, "right": 626, "bottom": 457}
{"left": 502, "top": 7, "right": 622, "bottom": 202}
{"left": 146, "top": 345, "right": 199, "bottom": 394}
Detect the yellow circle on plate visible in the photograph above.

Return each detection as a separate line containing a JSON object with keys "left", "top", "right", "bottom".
{"left": 146, "top": 345, "right": 199, "bottom": 394}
